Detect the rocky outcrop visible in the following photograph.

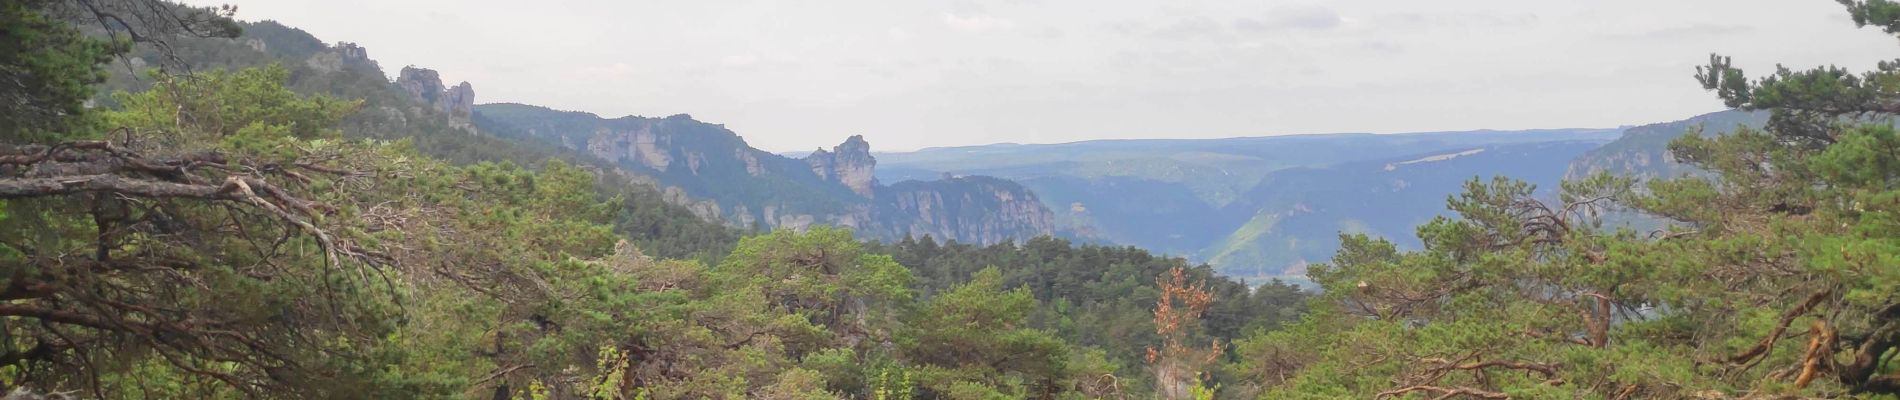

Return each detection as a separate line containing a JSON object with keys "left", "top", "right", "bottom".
{"left": 336, "top": 42, "right": 369, "bottom": 62}
{"left": 442, "top": 82, "right": 475, "bottom": 118}
{"left": 805, "top": 135, "right": 877, "bottom": 197}
{"left": 473, "top": 103, "right": 1069, "bottom": 245}
{"left": 662, "top": 186, "right": 721, "bottom": 221}
{"left": 585, "top": 126, "right": 673, "bottom": 172}
{"left": 737, "top": 148, "right": 764, "bottom": 176}
{"left": 396, "top": 66, "right": 475, "bottom": 119}
{"left": 871, "top": 176, "right": 1058, "bottom": 244}
{"left": 806, "top": 149, "right": 832, "bottom": 179}
{"left": 396, "top": 67, "right": 444, "bottom": 103}
{"left": 304, "top": 42, "right": 374, "bottom": 74}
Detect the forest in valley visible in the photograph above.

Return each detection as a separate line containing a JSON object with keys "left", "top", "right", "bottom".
{"left": 4, "top": 0, "right": 1900, "bottom": 399}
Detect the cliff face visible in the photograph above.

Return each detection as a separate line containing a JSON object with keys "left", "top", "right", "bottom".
{"left": 472, "top": 103, "right": 1060, "bottom": 244}
{"left": 195, "top": 22, "right": 484, "bottom": 147}
{"left": 396, "top": 67, "right": 443, "bottom": 105}
{"left": 184, "top": 19, "right": 1059, "bottom": 246}
{"left": 804, "top": 135, "right": 877, "bottom": 197}
{"left": 584, "top": 123, "right": 675, "bottom": 172}
{"left": 442, "top": 82, "right": 475, "bottom": 118}
{"left": 303, "top": 42, "right": 375, "bottom": 74}
{"left": 396, "top": 66, "right": 475, "bottom": 119}
{"left": 868, "top": 177, "right": 1057, "bottom": 244}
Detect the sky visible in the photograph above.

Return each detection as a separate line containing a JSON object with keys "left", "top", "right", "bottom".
{"left": 180, "top": 0, "right": 1900, "bottom": 152}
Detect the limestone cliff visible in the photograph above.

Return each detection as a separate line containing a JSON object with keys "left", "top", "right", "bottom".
{"left": 396, "top": 66, "right": 475, "bottom": 119}
{"left": 303, "top": 42, "right": 374, "bottom": 74}
{"left": 584, "top": 124, "right": 674, "bottom": 172}
{"left": 442, "top": 82, "right": 475, "bottom": 118}
{"left": 866, "top": 176, "right": 1058, "bottom": 244}
{"left": 804, "top": 135, "right": 877, "bottom": 197}
{"left": 472, "top": 103, "right": 1063, "bottom": 245}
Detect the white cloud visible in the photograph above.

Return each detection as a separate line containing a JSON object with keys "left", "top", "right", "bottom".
{"left": 579, "top": 63, "right": 636, "bottom": 79}
{"left": 1153, "top": 16, "right": 1227, "bottom": 41}
{"left": 721, "top": 54, "right": 760, "bottom": 68}
{"left": 943, "top": 13, "right": 1015, "bottom": 33}
{"left": 1102, "top": 20, "right": 1145, "bottom": 35}
{"left": 1031, "top": 26, "right": 1065, "bottom": 39}
{"left": 1370, "top": 12, "right": 1540, "bottom": 32}
{"left": 183, "top": 0, "right": 1900, "bottom": 151}
{"left": 1236, "top": 6, "right": 1344, "bottom": 32}
{"left": 1608, "top": 24, "right": 1755, "bottom": 40}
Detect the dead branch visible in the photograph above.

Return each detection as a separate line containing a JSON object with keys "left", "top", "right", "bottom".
{"left": 1375, "top": 385, "right": 1510, "bottom": 400}
{"left": 1423, "top": 358, "right": 1561, "bottom": 380}
{"left": 1843, "top": 303, "right": 1900, "bottom": 393}
{"left": 1793, "top": 320, "right": 1835, "bottom": 389}
{"left": 0, "top": 139, "right": 391, "bottom": 395}
{"left": 1729, "top": 290, "right": 1830, "bottom": 364}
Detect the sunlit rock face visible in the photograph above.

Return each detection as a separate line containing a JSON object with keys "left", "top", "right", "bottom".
{"left": 805, "top": 135, "right": 877, "bottom": 197}
{"left": 396, "top": 66, "right": 475, "bottom": 118}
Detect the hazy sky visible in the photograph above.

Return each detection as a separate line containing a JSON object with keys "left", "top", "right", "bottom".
{"left": 181, "top": 0, "right": 1898, "bottom": 152}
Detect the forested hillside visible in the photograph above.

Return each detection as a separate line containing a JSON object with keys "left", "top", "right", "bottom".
{"left": 7, "top": 0, "right": 1900, "bottom": 399}
{"left": 1219, "top": 1, "right": 1900, "bottom": 397}
{"left": 473, "top": 104, "right": 1064, "bottom": 246}
{"left": 96, "top": 8, "right": 1066, "bottom": 249}
{"left": 0, "top": 1, "right": 1299, "bottom": 398}
{"left": 1565, "top": 110, "right": 1770, "bottom": 182}
{"left": 1204, "top": 141, "right": 1605, "bottom": 281}
{"left": 81, "top": 15, "right": 743, "bottom": 263}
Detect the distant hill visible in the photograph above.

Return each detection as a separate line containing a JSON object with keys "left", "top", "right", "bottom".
{"left": 876, "top": 129, "right": 1620, "bottom": 280}
{"left": 1206, "top": 141, "right": 1605, "bottom": 281}
{"left": 1565, "top": 110, "right": 1769, "bottom": 181}
{"left": 94, "top": 21, "right": 569, "bottom": 166}
{"left": 474, "top": 103, "right": 1063, "bottom": 245}
{"left": 100, "top": 17, "right": 1066, "bottom": 248}
{"left": 90, "top": 19, "right": 748, "bottom": 260}
{"left": 126, "top": 16, "right": 1782, "bottom": 282}
{"left": 880, "top": 129, "right": 1620, "bottom": 206}
{"left": 1558, "top": 110, "right": 1900, "bottom": 236}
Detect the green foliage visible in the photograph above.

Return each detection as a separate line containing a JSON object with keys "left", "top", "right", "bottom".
{"left": 0, "top": 0, "right": 124, "bottom": 142}
{"left": 873, "top": 236, "right": 1307, "bottom": 398}
{"left": 0, "top": 2, "right": 1311, "bottom": 399}
{"left": 1237, "top": 2, "right": 1900, "bottom": 397}
{"left": 0, "top": 56, "right": 427, "bottom": 396}
{"left": 717, "top": 227, "right": 913, "bottom": 354}
{"left": 1843, "top": 0, "right": 1900, "bottom": 36}
{"left": 902, "top": 267, "right": 1070, "bottom": 397}
{"left": 870, "top": 365, "right": 917, "bottom": 400}
{"left": 107, "top": 65, "right": 360, "bottom": 163}
{"left": 90, "top": 8, "right": 748, "bottom": 265}
{"left": 0, "top": 8, "right": 748, "bottom": 393}
{"left": 612, "top": 184, "right": 741, "bottom": 263}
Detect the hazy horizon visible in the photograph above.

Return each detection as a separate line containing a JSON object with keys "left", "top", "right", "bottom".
{"left": 183, "top": 0, "right": 1896, "bottom": 152}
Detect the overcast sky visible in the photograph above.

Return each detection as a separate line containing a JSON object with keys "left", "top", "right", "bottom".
{"left": 180, "top": 0, "right": 1898, "bottom": 152}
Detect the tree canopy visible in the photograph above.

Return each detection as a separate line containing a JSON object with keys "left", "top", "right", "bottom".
{"left": 1226, "top": 1, "right": 1900, "bottom": 398}
{"left": 12, "top": 0, "right": 1900, "bottom": 399}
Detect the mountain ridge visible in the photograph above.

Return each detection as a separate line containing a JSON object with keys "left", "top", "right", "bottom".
{"left": 471, "top": 102, "right": 1065, "bottom": 245}
{"left": 133, "top": 15, "right": 1752, "bottom": 283}
{"left": 882, "top": 128, "right": 1623, "bottom": 156}
{"left": 873, "top": 127, "right": 1621, "bottom": 279}
{"left": 1565, "top": 110, "right": 1770, "bottom": 182}
{"left": 103, "top": 18, "right": 1061, "bottom": 252}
